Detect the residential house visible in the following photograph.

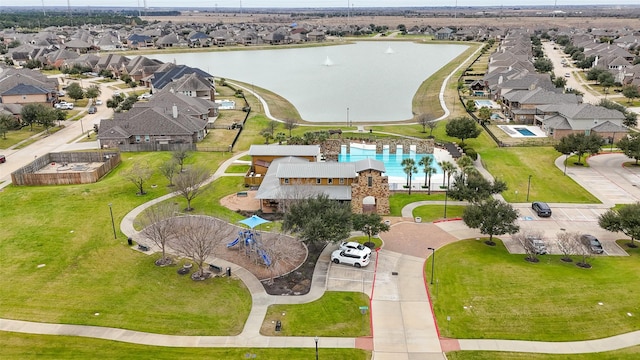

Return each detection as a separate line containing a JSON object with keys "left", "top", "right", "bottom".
{"left": 97, "top": 103, "right": 208, "bottom": 152}
{"left": 537, "top": 103, "right": 628, "bottom": 142}
{"left": 248, "top": 145, "right": 390, "bottom": 215}
{"left": 501, "top": 87, "right": 582, "bottom": 124}
{"left": 435, "top": 27, "right": 455, "bottom": 40}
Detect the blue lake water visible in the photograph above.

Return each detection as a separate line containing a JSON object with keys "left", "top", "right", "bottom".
{"left": 148, "top": 41, "right": 468, "bottom": 122}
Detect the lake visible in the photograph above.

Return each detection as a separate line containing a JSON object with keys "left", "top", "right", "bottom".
{"left": 149, "top": 41, "right": 467, "bottom": 123}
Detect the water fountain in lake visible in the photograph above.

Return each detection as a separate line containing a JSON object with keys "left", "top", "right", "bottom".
{"left": 323, "top": 56, "right": 334, "bottom": 66}
{"left": 385, "top": 46, "right": 395, "bottom": 54}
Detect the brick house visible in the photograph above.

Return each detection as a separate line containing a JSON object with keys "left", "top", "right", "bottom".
{"left": 248, "top": 145, "right": 390, "bottom": 215}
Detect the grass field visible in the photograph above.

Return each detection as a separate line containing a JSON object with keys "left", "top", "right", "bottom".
{"left": 430, "top": 239, "right": 640, "bottom": 341}
{"left": 0, "top": 153, "right": 253, "bottom": 336}
{"left": 0, "top": 332, "right": 370, "bottom": 360}
{"left": 447, "top": 347, "right": 640, "bottom": 360}
{"left": 480, "top": 147, "right": 600, "bottom": 203}
{"left": 261, "top": 292, "right": 371, "bottom": 337}
{"left": 413, "top": 205, "right": 466, "bottom": 221}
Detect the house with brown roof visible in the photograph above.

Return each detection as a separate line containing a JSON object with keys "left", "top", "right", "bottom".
{"left": 97, "top": 90, "right": 213, "bottom": 151}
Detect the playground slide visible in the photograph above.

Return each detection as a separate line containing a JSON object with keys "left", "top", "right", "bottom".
{"left": 227, "top": 238, "right": 240, "bottom": 248}
{"left": 258, "top": 249, "right": 272, "bottom": 266}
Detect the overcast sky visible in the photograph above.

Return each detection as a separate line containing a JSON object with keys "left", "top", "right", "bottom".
{"left": 4, "top": 1, "right": 640, "bottom": 9}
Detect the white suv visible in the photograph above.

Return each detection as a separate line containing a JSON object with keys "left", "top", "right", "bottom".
{"left": 331, "top": 248, "right": 371, "bottom": 268}
{"left": 339, "top": 241, "right": 371, "bottom": 253}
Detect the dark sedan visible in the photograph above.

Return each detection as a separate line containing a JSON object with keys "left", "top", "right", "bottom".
{"left": 532, "top": 201, "right": 552, "bottom": 217}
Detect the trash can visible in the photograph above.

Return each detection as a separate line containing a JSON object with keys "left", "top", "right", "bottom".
{"left": 127, "top": 237, "right": 133, "bottom": 246}
{"left": 226, "top": 267, "right": 231, "bottom": 277}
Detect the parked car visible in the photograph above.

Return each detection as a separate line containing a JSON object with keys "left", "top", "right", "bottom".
{"left": 581, "top": 234, "right": 604, "bottom": 254}
{"left": 526, "top": 236, "right": 548, "bottom": 255}
{"left": 55, "top": 102, "right": 74, "bottom": 110}
{"left": 565, "top": 72, "right": 571, "bottom": 77}
{"left": 137, "top": 93, "right": 152, "bottom": 100}
{"left": 88, "top": 106, "right": 97, "bottom": 114}
{"left": 339, "top": 241, "right": 371, "bottom": 253}
{"left": 532, "top": 201, "right": 552, "bottom": 217}
{"left": 331, "top": 248, "right": 371, "bottom": 268}
{"left": 0, "top": 154, "right": 6, "bottom": 163}
{"left": 95, "top": 99, "right": 103, "bottom": 105}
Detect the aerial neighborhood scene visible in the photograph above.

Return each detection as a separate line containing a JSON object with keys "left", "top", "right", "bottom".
{"left": 4, "top": 0, "right": 640, "bottom": 358}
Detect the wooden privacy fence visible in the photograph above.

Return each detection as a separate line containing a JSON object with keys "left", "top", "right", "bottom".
{"left": 11, "top": 151, "right": 121, "bottom": 186}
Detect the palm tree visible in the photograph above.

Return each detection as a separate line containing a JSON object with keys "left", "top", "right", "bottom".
{"left": 419, "top": 155, "right": 436, "bottom": 195}
{"left": 401, "top": 158, "right": 418, "bottom": 195}
{"left": 456, "top": 155, "right": 477, "bottom": 180}
{"left": 439, "top": 160, "right": 457, "bottom": 189}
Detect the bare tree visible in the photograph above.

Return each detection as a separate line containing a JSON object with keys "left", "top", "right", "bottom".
{"left": 174, "top": 166, "right": 210, "bottom": 212}
{"left": 137, "top": 203, "right": 178, "bottom": 265}
{"left": 171, "top": 215, "right": 235, "bottom": 279}
{"left": 123, "top": 164, "right": 153, "bottom": 195}
{"left": 576, "top": 238, "right": 593, "bottom": 268}
{"left": 159, "top": 159, "right": 179, "bottom": 187}
{"left": 556, "top": 231, "right": 580, "bottom": 263}
{"left": 258, "top": 232, "right": 307, "bottom": 283}
{"left": 426, "top": 120, "right": 438, "bottom": 138}
{"left": 417, "top": 113, "right": 432, "bottom": 134}
{"left": 513, "top": 230, "right": 544, "bottom": 263}
{"left": 283, "top": 118, "right": 298, "bottom": 137}
{"left": 172, "top": 149, "right": 190, "bottom": 172}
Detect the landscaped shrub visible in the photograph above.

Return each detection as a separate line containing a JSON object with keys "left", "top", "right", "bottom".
{"left": 465, "top": 148, "right": 478, "bottom": 160}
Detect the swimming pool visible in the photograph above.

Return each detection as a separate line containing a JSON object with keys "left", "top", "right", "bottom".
{"left": 474, "top": 99, "right": 498, "bottom": 109}
{"left": 215, "top": 99, "right": 236, "bottom": 110}
{"left": 497, "top": 125, "right": 547, "bottom": 138}
{"left": 514, "top": 127, "right": 536, "bottom": 136}
{"left": 339, "top": 146, "right": 443, "bottom": 180}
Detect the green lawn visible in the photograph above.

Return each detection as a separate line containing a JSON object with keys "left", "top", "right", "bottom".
{"left": 480, "top": 147, "right": 600, "bottom": 203}
{"left": 262, "top": 292, "right": 371, "bottom": 337}
{"left": 0, "top": 153, "right": 252, "bottom": 335}
{"left": 413, "top": 205, "right": 465, "bottom": 221}
{"left": 430, "top": 240, "right": 640, "bottom": 341}
{"left": 389, "top": 193, "right": 447, "bottom": 216}
{"left": 0, "top": 332, "right": 370, "bottom": 359}
{"left": 225, "top": 164, "right": 250, "bottom": 173}
{"left": 447, "top": 347, "right": 640, "bottom": 360}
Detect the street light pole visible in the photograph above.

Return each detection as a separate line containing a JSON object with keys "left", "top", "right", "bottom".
{"left": 526, "top": 174, "right": 532, "bottom": 202}
{"left": 108, "top": 203, "right": 117, "bottom": 239}
{"left": 314, "top": 336, "right": 319, "bottom": 360}
{"left": 347, "top": 107, "right": 350, "bottom": 127}
{"left": 443, "top": 190, "right": 448, "bottom": 219}
{"left": 427, "top": 247, "right": 435, "bottom": 285}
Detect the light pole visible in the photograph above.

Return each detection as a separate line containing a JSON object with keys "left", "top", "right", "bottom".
{"left": 108, "top": 203, "right": 117, "bottom": 239}
{"left": 314, "top": 335, "right": 319, "bottom": 360}
{"left": 443, "top": 190, "right": 448, "bottom": 219}
{"left": 427, "top": 247, "right": 435, "bottom": 285}
{"left": 563, "top": 153, "right": 569, "bottom": 175}
{"left": 347, "top": 107, "right": 350, "bottom": 127}
{"left": 526, "top": 174, "right": 532, "bottom": 202}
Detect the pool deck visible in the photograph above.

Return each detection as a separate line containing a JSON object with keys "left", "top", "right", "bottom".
{"left": 497, "top": 125, "right": 547, "bottom": 138}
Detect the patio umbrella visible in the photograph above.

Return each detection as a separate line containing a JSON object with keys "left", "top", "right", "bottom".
{"left": 239, "top": 215, "right": 270, "bottom": 229}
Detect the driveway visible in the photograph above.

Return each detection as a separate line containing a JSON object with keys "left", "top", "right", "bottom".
{"left": 0, "top": 79, "right": 123, "bottom": 188}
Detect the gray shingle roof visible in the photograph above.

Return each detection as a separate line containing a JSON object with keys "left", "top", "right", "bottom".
{"left": 276, "top": 162, "right": 357, "bottom": 179}
{"left": 249, "top": 144, "right": 320, "bottom": 157}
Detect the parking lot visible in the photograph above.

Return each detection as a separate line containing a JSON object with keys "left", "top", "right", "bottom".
{"left": 503, "top": 205, "right": 629, "bottom": 256}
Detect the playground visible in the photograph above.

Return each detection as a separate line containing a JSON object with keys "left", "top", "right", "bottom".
{"left": 210, "top": 215, "right": 306, "bottom": 282}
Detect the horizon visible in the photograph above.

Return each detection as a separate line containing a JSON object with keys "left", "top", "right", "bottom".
{"left": 2, "top": 1, "right": 640, "bottom": 10}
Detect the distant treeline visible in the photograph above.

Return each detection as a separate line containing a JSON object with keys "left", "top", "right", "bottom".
{"left": 0, "top": 11, "right": 151, "bottom": 29}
